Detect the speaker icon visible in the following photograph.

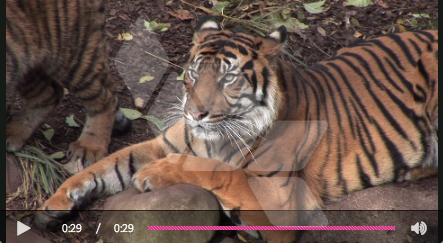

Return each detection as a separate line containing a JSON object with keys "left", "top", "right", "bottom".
{"left": 411, "top": 221, "right": 427, "bottom": 235}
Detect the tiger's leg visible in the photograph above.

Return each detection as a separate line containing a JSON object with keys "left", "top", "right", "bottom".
{"left": 65, "top": 69, "right": 131, "bottom": 169}
{"left": 34, "top": 118, "right": 191, "bottom": 230}
{"left": 132, "top": 154, "right": 308, "bottom": 243}
{"left": 34, "top": 137, "right": 165, "bottom": 230}
{"left": 6, "top": 69, "right": 63, "bottom": 152}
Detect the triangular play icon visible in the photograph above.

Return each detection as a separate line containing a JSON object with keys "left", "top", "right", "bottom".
{"left": 17, "top": 221, "right": 31, "bottom": 236}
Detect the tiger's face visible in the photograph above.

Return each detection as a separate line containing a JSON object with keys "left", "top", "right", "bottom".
{"left": 182, "top": 17, "right": 287, "bottom": 141}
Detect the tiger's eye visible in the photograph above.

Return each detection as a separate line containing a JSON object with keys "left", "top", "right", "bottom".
{"left": 224, "top": 73, "right": 236, "bottom": 82}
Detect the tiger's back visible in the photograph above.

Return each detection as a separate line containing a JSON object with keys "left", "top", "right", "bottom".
{"left": 6, "top": 0, "right": 130, "bottom": 168}
{"left": 295, "top": 30, "right": 439, "bottom": 199}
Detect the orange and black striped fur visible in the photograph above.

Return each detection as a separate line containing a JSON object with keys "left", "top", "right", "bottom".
{"left": 6, "top": 0, "right": 130, "bottom": 168}
{"left": 35, "top": 17, "right": 438, "bottom": 242}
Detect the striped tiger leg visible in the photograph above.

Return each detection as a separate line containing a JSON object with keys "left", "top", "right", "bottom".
{"left": 65, "top": 72, "right": 127, "bottom": 169}
{"left": 35, "top": 138, "right": 164, "bottom": 230}
{"left": 6, "top": 68, "right": 63, "bottom": 152}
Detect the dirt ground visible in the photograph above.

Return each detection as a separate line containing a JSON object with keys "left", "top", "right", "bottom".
{"left": 6, "top": 0, "right": 438, "bottom": 242}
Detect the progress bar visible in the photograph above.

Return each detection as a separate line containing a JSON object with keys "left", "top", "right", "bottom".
{"left": 147, "top": 226, "right": 395, "bottom": 230}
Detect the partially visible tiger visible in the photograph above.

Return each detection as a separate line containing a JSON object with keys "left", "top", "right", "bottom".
{"left": 6, "top": 0, "right": 131, "bottom": 167}
{"left": 35, "top": 16, "right": 438, "bottom": 242}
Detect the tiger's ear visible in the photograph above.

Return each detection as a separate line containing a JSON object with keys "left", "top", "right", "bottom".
{"left": 258, "top": 26, "right": 287, "bottom": 58}
{"left": 193, "top": 16, "right": 222, "bottom": 44}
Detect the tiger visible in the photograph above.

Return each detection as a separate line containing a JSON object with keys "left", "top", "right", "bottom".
{"left": 34, "top": 16, "right": 438, "bottom": 242}
{"left": 6, "top": 0, "right": 131, "bottom": 168}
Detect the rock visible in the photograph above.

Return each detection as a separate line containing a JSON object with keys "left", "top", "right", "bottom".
{"left": 6, "top": 220, "right": 51, "bottom": 243}
{"left": 323, "top": 176, "right": 438, "bottom": 210}
{"left": 6, "top": 153, "right": 24, "bottom": 195}
{"left": 99, "top": 185, "right": 220, "bottom": 243}
{"left": 301, "top": 177, "right": 438, "bottom": 242}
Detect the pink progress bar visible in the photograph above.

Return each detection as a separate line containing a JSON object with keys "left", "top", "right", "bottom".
{"left": 148, "top": 226, "right": 395, "bottom": 231}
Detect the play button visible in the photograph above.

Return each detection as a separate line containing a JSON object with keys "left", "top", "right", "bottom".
{"left": 17, "top": 221, "right": 31, "bottom": 236}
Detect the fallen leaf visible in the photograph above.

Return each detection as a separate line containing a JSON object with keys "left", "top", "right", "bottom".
{"left": 350, "top": 18, "right": 361, "bottom": 26}
{"left": 118, "top": 33, "right": 133, "bottom": 41}
{"left": 303, "top": 0, "right": 327, "bottom": 14}
{"left": 66, "top": 115, "right": 80, "bottom": 128}
{"left": 317, "top": 26, "right": 327, "bottom": 36}
{"left": 237, "top": 233, "right": 248, "bottom": 243}
{"left": 346, "top": 0, "right": 373, "bottom": 7}
{"left": 411, "top": 13, "right": 430, "bottom": 18}
{"left": 395, "top": 17, "right": 407, "bottom": 32}
{"left": 374, "top": 0, "right": 388, "bottom": 8}
{"left": 259, "top": 1, "right": 266, "bottom": 15}
{"left": 141, "top": 115, "right": 165, "bottom": 131}
{"left": 144, "top": 20, "right": 168, "bottom": 32}
{"left": 167, "top": 9, "right": 195, "bottom": 20}
{"left": 274, "top": 17, "right": 309, "bottom": 33}
{"left": 176, "top": 71, "right": 186, "bottom": 81}
{"left": 406, "top": 18, "right": 419, "bottom": 28}
{"left": 212, "top": 1, "right": 231, "bottom": 14}
{"left": 139, "top": 75, "right": 155, "bottom": 83}
{"left": 120, "top": 108, "right": 143, "bottom": 120}
{"left": 40, "top": 124, "right": 55, "bottom": 142}
{"left": 354, "top": 30, "right": 363, "bottom": 38}
{"left": 135, "top": 98, "right": 145, "bottom": 108}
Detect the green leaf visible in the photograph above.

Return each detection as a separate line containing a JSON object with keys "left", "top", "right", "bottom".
{"left": 412, "top": 13, "right": 430, "bottom": 18}
{"left": 271, "top": 12, "right": 309, "bottom": 33}
{"left": 40, "top": 124, "right": 55, "bottom": 142}
{"left": 346, "top": 0, "right": 373, "bottom": 7}
{"left": 274, "top": 17, "right": 309, "bottom": 33}
{"left": 120, "top": 108, "right": 143, "bottom": 120}
{"left": 141, "top": 115, "right": 165, "bottom": 131}
{"left": 408, "top": 18, "right": 419, "bottom": 27}
{"left": 66, "top": 115, "right": 80, "bottom": 127}
{"left": 139, "top": 75, "right": 155, "bottom": 83}
{"left": 303, "top": 0, "right": 326, "bottom": 14}
{"left": 212, "top": 1, "right": 231, "bottom": 14}
{"left": 176, "top": 70, "right": 186, "bottom": 81}
{"left": 49, "top": 151, "right": 65, "bottom": 160}
{"left": 350, "top": 18, "right": 361, "bottom": 26}
{"left": 144, "top": 21, "right": 168, "bottom": 32}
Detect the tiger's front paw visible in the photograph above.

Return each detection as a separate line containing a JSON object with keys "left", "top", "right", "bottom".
{"left": 34, "top": 193, "right": 76, "bottom": 230}
{"left": 67, "top": 138, "right": 108, "bottom": 169}
{"left": 132, "top": 158, "right": 186, "bottom": 192}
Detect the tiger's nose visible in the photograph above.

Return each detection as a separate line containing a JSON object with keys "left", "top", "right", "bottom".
{"left": 188, "top": 109, "right": 208, "bottom": 121}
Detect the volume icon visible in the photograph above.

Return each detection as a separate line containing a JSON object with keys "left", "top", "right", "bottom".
{"left": 411, "top": 221, "right": 427, "bottom": 235}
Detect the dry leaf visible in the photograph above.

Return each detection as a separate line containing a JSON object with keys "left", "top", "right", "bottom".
{"left": 395, "top": 18, "right": 407, "bottom": 33}
{"left": 345, "top": 0, "right": 373, "bottom": 7}
{"left": 374, "top": 0, "right": 389, "bottom": 8}
{"left": 135, "top": 97, "right": 145, "bottom": 108}
{"left": 353, "top": 30, "right": 363, "bottom": 38}
{"left": 139, "top": 75, "right": 155, "bottom": 83}
{"left": 167, "top": 10, "right": 195, "bottom": 20}
{"left": 237, "top": 233, "right": 248, "bottom": 243}
{"left": 317, "top": 26, "right": 326, "bottom": 36}
{"left": 259, "top": 1, "right": 266, "bottom": 16}
{"left": 118, "top": 33, "right": 133, "bottom": 41}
